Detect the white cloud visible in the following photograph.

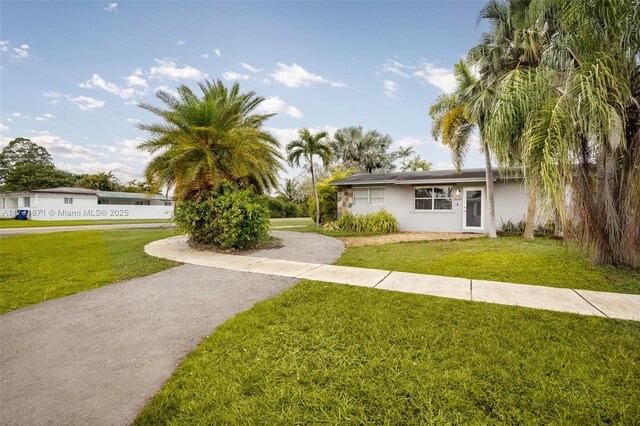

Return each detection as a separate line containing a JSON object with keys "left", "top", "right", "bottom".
{"left": 201, "top": 53, "right": 210, "bottom": 59}
{"left": 43, "top": 92, "right": 64, "bottom": 105}
{"left": 223, "top": 71, "right": 251, "bottom": 81}
{"left": 154, "top": 85, "right": 179, "bottom": 98}
{"left": 69, "top": 95, "right": 106, "bottom": 111}
{"left": 271, "top": 63, "right": 346, "bottom": 89}
{"left": 104, "top": 3, "right": 118, "bottom": 12}
{"left": 35, "top": 113, "right": 55, "bottom": 122}
{"left": 0, "top": 40, "right": 9, "bottom": 51}
{"left": 11, "top": 44, "right": 30, "bottom": 61}
{"left": 9, "top": 112, "right": 24, "bottom": 118}
{"left": 126, "top": 118, "right": 141, "bottom": 124}
{"left": 266, "top": 125, "right": 336, "bottom": 144}
{"left": 29, "top": 134, "right": 106, "bottom": 160}
{"left": 239, "top": 62, "right": 262, "bottom": 73}
{"left": 382, "top": 58, "right": 413, "bottom": 78}
{"left": 256, "top": 97, "right": 303, "bottom": 119}
{"left": 149, "top": 58, "right": 207, "bottom": 80}
{"left": 124, "top": 74, "right": 148, "bottom": 88}
{"left": 80, "top": 74, "right": 137, "bottom": 99}
{"left": 58, "top": 161, "right": 142, "bottom": 182}
{"left": 176, "top": 40, "right": 186, "bottom": 46}
{"left": 102, "top": 137, "right": 150, "bottom": 162}
{"left": 214, "top": 49, "right": 221, "bottom": 57}
{"left": 272, "top": 63, "right": 326, "bottom": 88}
{"left": 396, "top": 136, "right": 427, "bottom": 149}
{"left": 132, "top": 67, "right": 143, "bottom": 76}
{"left": 0, "top": 123, "right": 9, "bottom": 132}
{"left": 413, "top": 62, "right": 457, "bottom": 93}
{"left": 383, "top": 80, "right": 397, "bottom": 98}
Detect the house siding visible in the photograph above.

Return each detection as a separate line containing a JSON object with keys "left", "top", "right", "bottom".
{"left": 342, "top": 180, "right": 530, "bottom": 233}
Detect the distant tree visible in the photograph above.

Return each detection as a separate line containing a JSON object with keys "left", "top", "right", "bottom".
{"left": 0, "top": 138, "right": 53, "bottom": 183}
{"left": 331, "top": 126, "right": 397, "bottom": 173}
{"left": 76, "top": 171, "right": 122, "bottom": 191}
{"left": 120, "top": 179, "right": 158, "bottom": 193}
{"left": 401, "top": 156, "right": 432, "bottom": 172}
{"left": 396, "top": 146, "right": 415, "bottom": 167}
{"left": 276, "top": 178, "right": 299, "bottom": 202}
{"left": 2, "top": 163, "right": 76, "bottom": 191}
{"left": 286, "top": 129, "right": 332, "bottom": 228}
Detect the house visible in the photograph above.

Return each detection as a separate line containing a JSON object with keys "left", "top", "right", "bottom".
{"left": 0, "top": 187, "right": 174, "bottom": 221}
{"left": 330, "top": 168, "right": 530, "bottom": 233}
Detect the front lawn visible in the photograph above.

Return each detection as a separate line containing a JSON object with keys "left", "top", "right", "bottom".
{"left": 335, "top": 236, "right": 640, "bottom": 294}
{"left": 0, "top": 218, "right": 173, "bottom": 228}
{"left": 270, "top": 217, "right": 315, "bottom": 230}
{"left": 135, "top": 281, "right": 640, "bottom": 424}
{"left": 0, "top": 229, "right": 178, "bottom": 314}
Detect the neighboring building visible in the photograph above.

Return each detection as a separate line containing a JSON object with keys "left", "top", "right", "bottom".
{"left": 330, "top": 168, "right": 531, "bottom": 233}
{"left": 0, "top": 187, "right": 174, "bottom": 221}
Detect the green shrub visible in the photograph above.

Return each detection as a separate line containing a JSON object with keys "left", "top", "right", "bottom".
{"left": 323, "top": 210, "right": 398, "bottom": 234}
{"left": 265, "top": 197, "right": 286, "bottom": 218}
{"left": 174, "top": 181, "right": 271, "bottom": 249}
{"left": 283, "top": 202, "right": 303, "bottom": 218}
{"left": 499, "top": 218, "right": 526, "bottom": 234}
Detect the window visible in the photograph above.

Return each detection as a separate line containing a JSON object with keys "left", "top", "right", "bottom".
{"left": 414, "top": 186, "right": 453, "bottom": 211}
{"left": 353, "top": 188, "right": 385, "bottom": 206}
{"left": 64, "top": 197, "right": 73, "bottom": 205}
{"left": 23, "top": 197, "right": 30, "bottom": 207}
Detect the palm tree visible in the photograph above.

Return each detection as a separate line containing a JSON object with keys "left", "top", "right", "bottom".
{"left": 76, "top": 171, "right": 121, "bottom": 191}
{"left": 429, "top": 60, "right": 498, "bottom": 238}
{"left": 401, "top": 155, "right": 432, "bottom": 172}
{"left": 286, "top": 129, "right": 332, "bottom": 228}
{"left": 331, "top": 126, "right": 396, "bottom": 173}
{"left": 137, "top": 80, "right": 282, "bottom": 200}
{"left": 470, "top": 0, "right": 544, "bottom": 239}
{"left": 397, "top": 146, "right": 415, "bottom": 167}
{"left": 277, "top": 178, "right": 299, "bottom": 202}
{"left": 483, "top": 0, "right": 639, "bottom": 266}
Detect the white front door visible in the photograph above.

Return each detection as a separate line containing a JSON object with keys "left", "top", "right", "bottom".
{"left": 462, "top": 187, "right": 484, "bottom": 231}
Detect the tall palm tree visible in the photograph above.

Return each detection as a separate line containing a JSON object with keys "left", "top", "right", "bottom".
{"left": 277, "top": 178, "right": 299, "bottom": 202}
{"left": 331, "top": 126, "right": 396, "bottom": 173}
{"left": 137, "top": 80, "right": 283, "bottom": 200}
{"left": 429, "top": 60, "right": 498, "bottom": 238}
{"left": 397, "top": 146, "right": 415, "bottom": 167}
{"left": 470, "top": 0, "right": 544, "bottom": 239}
{"left": 401, "top": 155, "right": 432, "bottom": 172}
{"left": 286, "top": 129, "right": 332, "bottom": 228}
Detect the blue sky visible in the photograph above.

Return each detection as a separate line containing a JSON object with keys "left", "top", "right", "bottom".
{"left": 0, "top": 1, "right": 488, "bottom": 183}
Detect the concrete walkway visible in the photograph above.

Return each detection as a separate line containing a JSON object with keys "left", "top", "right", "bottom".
{"left": 0, "top": 232, "right": 345, "bottom": 425}
{"left": 0, "top": 222, "right": 176, "bottom": 236}
{"left": 145, "top": 234, "right": 640, "bottom": 321}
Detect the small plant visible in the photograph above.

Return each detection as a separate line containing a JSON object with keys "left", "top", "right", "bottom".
{"left": 323, "top": 210, "right": 398, "bottom": 234}
{"left": 499, "top": 217, "right": 526, "bottom": 234}
{"left": 174, "top": 181, "right": 271, "bottom": 250}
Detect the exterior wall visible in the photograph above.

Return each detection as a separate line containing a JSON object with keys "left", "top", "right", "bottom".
{"left": 344, "top": 180, "right": 530, "bottom": 233}
{"left": 336, "top": 186, "right": 353, "bottom": 218}
{"left": 0, "top": 192, "right": 174, "bottom": 221}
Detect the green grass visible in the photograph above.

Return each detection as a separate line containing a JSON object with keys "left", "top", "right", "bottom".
{"left": 270, "top": 217, "right": 315, "bottom": 230}
{"left": 335, "top": 236, "right": 640, "bottom": 294}
{"left": 135, "top": 281, "right": 640, "bottom": 425}
{"left": 0, "top": 229, "right": 178, "bottom": 314}
{"left": 0, "top": 218, "right": 173, "bottom": 228}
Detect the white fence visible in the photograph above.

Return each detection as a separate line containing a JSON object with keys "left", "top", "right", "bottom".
{"left": 1, "top": 204, "right": 174, "bottom": 221}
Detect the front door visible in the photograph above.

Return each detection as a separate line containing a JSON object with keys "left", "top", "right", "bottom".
{"left": 462, "top": 187, "right": 484, "bottom": 231}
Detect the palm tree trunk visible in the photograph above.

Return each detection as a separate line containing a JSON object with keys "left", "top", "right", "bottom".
{"left": 311, "top": 163, "right": 320, "bottom": 228}
{"left": 483, "top": 140, "right": 497, "bottom": 238}
{"left": 523, "top": 184, "right": 536, "bottom": 239}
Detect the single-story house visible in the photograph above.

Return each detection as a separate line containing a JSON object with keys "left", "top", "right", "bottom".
{"left": 330, "top": 168, "right": 530, "bottom": 233}
{"left": 0, "top": 187, "right": 174, "bottom": 221}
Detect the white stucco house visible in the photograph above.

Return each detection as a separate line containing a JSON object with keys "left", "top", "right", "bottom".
{"left": 330, "top": 168, "right": 531, "bottom": 233}
{"left": 0, "top": 187, "right": 174, "bottom": 221}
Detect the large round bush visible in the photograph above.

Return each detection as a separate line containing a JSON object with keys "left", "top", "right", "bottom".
{"left": 174, "top": 182, "right": 271, "bottom": 250}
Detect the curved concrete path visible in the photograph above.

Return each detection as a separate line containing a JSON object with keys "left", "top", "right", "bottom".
{"left": 145, "top": 233, "right": 640, "bottom": 322}
{"left": 0, "top": 231, "right": 344, "bottom": 426}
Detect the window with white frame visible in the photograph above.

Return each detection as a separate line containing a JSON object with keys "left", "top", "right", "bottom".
{"left": 64, "top": 197, "right": 73, "bottom": 205}
{"left": 414, "top": 186, "right": 453, "bottom": 211}
{"left": 23, "top": 197, "right": 30, "bottom": 207}
{"left": 353, "top": 188, "right": 385, "bottom": 206}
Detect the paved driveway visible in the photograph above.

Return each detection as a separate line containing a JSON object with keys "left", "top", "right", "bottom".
{"left": 0, "top": 222, "right": 175, "bottom": 237}
{"left": 0, "top": 231, "right": 344, "bottom": 425}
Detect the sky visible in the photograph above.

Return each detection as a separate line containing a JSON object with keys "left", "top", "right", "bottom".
{"left": 0, "top": 1, "right": 489, "bottom": 184}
